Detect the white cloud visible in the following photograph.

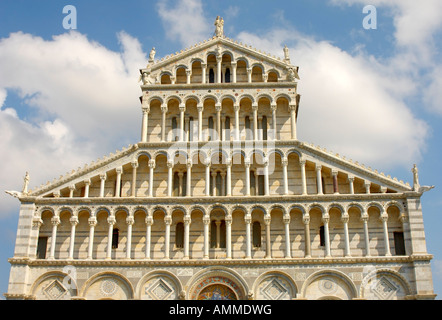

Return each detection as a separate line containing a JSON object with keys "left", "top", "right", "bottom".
{"left": 0, "top": 31, "right": 147, "bottom": 217}
{"left": 156, "top": 0, "right": 212, "bottom": 47}
{"left": 236, "top": 28, "right": 428, "bottom": 171}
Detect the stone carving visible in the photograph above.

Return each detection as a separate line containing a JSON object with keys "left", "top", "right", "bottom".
{"left": 214, "top": 16, "right": 224, "bottom": 37}
{"left": 100, "top": 278, "right": 118, "bottom": 297}
{"left": 149, "top": 47, "right": 156, "bottom": 62}
{"left": 22, "top": 172, "right": 30, "bottom": 194}
{"left": 43, "top": 280, "right": 67, "bottom": 300}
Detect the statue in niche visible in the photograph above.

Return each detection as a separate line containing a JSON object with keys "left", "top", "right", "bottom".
{"left": 214, "top": 16, "right": 224, "bottom": 37}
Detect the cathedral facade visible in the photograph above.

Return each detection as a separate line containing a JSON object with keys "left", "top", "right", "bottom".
{"left": 5, "top": 18, "right": 436, "bottom": 300}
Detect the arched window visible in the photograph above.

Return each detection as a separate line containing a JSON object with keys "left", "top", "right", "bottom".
{"left": 112, "top": 228, "right": 119, "bottom": 249}
{"left": 172, "top": 117, "right": 178, "bottom": 141}
{"left": 225, "top": 116, "right": 231, "bottom": 141}
{"left": 250, "top": 170, "right": 256, "bottom": 196}
{"left": 245, "top": 116, "right": 251, "bottom": 140}
{"left": 208, "top": 116, "right": 214, "bottom": 141}
{"left": 262, "top": 116, "right": 268, "bottom": 141}
{"left": 209, "top": 69, "right": 215, "bottom": 83}
{"left": 225, "top": 68, "right": 231, "bottom": 83}
{"left": 252, "top": 221, "right": 262, "bottom": 248}
{"left": 175, "top": 222, "right": 184, "bottom": 248}
{"left": 319, "top": 225, "right": 325, "bottom": 247}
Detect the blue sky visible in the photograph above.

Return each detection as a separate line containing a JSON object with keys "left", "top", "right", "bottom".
{"left": 0, "top": 0, "right": 441, "bottom": 299}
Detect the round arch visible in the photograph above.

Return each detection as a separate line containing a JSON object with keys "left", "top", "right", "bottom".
{"left": 301, "top": 269, "right": 358, "bottom": 300}
{"left": 79, "top": 272, "right": 134, "bottom": 300}
{"left": 136, "top": 270, "right": 183, "bottom": 300}
{"left": 252, "top": 271, "right": 297, "bottom": 300}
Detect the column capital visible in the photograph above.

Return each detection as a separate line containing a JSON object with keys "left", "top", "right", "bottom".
{"left": 186, "top": 69, "right": 192, "bottom": 76}
{"left": 83, "top": 179, "right": 91, "bottom": 186}
{"left": 399, "top": 213, "right": 408, "bottom": 224}
{"left": 197, "top": 104, "right": 204, "bottom": 112}
{"left": 179, "top": 104, "right": 186, "bottom": 112}
{"left": 116, "top": 166, "right": 123, "bottom": 174}
{"left": 270, "top": 103, "right": 277, "bottom": 111}
{"left": 203, "top": 215, "right": 211, "bottom": 225}
{"left": 70, "top": 216, "right": 79, "bottom": 226}
{"left": 167, "top": 160, "right": 174, "bottom": 169}
{"left": 233, "top": 104, "right": 240, "bottom": 112}
{"left": 161, "top": 105, "right": 168, "bottom": 113}
{"left": 348, "top": 175, "right": 355, "bottom": 182}
{"left": 302, "top": 214, "right": 310, "bottom": 225}
{"left": 88, "top": 217, "right": 97, "bottom": 227}
{"left": 225, "top": 215, "right": 232, "bottom": 225}
{"left": 184, "top": 215, "right": 191, "bottom": 225}
{"left": 341, "top": 214, "right": 349, "bottom": 224}
{"left": 215, "top": 104, "right": 222, "bottom": 112}
{"left": 360, "top": 213, "right": 369, "bottom": 222}
{"left": 107, "top": 216, "right": 116, "bottom": 225}
{"left": 186, "top": 159, "right": 193, "bottom": 168}
{"left": 100, "top": 173, "right": 107, "bottom": 181}
{"left": 126, "top": 216, "right": 135, "bottom": 225}
{"left": 51, "top": 216, "right": 61, "bottom": 226}
{"left": 315, "top": 164, "right": 322, "bottom": 171}
{"left": 332, "top": 169, "right": 338, "bottom": 176}
{"left": 164, "top": 215, "right": 172, "bottom": 225}
{"left": 281, "top": 157, "right": 288, "bottom": 167}
{"left": 244, "top": 214, "right": 252, "bottom": 224}
{"left": 145, "top": 215, "right": 153, "bottom": 226}
{"left": 283, "top": 214, "right": 291, "bottom": 224}
{"left": 131, "top": 161, "right": 139, "bottom": 169}
{"left": 264, "top": 214, "right": 271, "bottom": 226}
{"left": 299, "top": 159, "right": 306, "bottom": 166}
{"left": 69, "top": 185, "right": 76, "bottom": 191}
{"left": 379, "top": 213, "right": 388, "bottom": 223}
{"left": 322, "top": 214, "right": 330, "bottom": 223}
{"left": 142, "top": 107, "right": 150, "bottom": 114}
{"left": 32, "top": 217, "right": 43, "bottom": 228}
{"left": 148, "top": 159, "right": 156, "bottom": 169}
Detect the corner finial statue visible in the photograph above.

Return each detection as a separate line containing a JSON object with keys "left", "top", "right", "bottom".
{"left": 148, "top": 47, "right": 156, "bottom": 63}
{"left": 412, "top": 164, "right": 420, "bottom": 191}
{"left": 22, "top": 171, "right": 30, "bottom": 194}
{"left": 214, "top": 16, "right": 224, "bottom": 37}
{"left": 283, "top": 45, "right": 290, "bottom": 62}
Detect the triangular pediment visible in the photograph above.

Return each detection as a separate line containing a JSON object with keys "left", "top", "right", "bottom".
{"left": 140, "top": 36, "right": 299, "bottom": 84}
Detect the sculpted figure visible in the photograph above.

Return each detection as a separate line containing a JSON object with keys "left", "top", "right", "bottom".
{"left": 214, "top": 16, "right": 224, "bottom": 37}
{"left": 149, "top": 47, "right": 156, "bottom": 62}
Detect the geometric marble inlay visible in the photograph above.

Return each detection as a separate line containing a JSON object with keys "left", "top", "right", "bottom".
{"left": 43, "top": 280, "right": 67, "bottom": 300}
{"left": 146, "top": 279, "right": 174, "bottom": 300}
{"left": 262, "top": 278, "right": 288, "bottom": 300}
{"left": 372, "top": 277, "right": 398, "bottom": 300}
{"left": 100, "top": 279, "right": 118, "bottom": 297}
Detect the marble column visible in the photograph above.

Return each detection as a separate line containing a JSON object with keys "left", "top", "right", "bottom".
{"left": 131, "top": 161, "right": 138, "bottom": 197}
{"left": 252, "top": 104, "right": 258, "bottom": 141}
{"left": 145, "top": 215, "right": 153, "bottom": 259}
{"left": 148, "top": 159, "right": 155, "bottom": 197}
{"left": 126, "top": 216, "right": 134, "bottom": 259}
{"left": 283, "top": 214, "right": 291, "bottom": 258}
{"left": 203, "top": 215, "right": 210, "bottom": 259}
{"left": 361, "top": 213, "right": 371, "bottom": 257}
{"left": 226, "top": 161, "right": 232, "bottom": 196}
{"left": 83, "top": 179, "right": 91, "bottom": 198}
{"left": 264, "top": 159, "right": 270, "bottom": 196}
{"left": 197, "top": 105, "right": 203, "bottom": 142}
{"left": 282, "top": 157, "right": 289, "bottom": 195}
{"left": 99, "top": 173, "right": 107, "bottom": 198}
{"left": 105, "top": 216, "right": 115, "bottom": 260}
{"left": 247, "top": 67, "right": 252, "bottom": 83}
{"left": 167, "top": 161, "right": 173, "bottom": 197}
{"left": 231, "top": 62, "right": 237, "bottom": 83}
{"left": 245, "top": 214, "right": 252, "bottom": 259}
{"left": 205, "top": 161, "right": 211, "bottom": 196}
{"left": 234, "top": 104, "right": 240, "bottom": 141}
{"left": 115, "top": 167, "right": 123, "bottom": 197}
{"left": 49, "top": 215, "right": 60, "bottom": 260}
{"left": 245, "top": 160, "right": 251, "bottom": 196}
{"left": 303, "top": 214, "right": 311, "bottom": 258}
{"left": 341, "top": 213, "right": 351, "bottom": 257}
{"left": 289, "top": 105, "right": 297, "bottom": 140}
{"left": 216, "top": 104, "right": 222, "bottom": 141}
{"left": 186, "top": 69, "right": 191, "bottom": 84}
{"left": 186, "top": 160, "right": 192, "bottom": 197}
{"left": 348, "top": 176, "right": 355, "bottom": 195}
{"left": 87, "top": 216, "right": 97, "bottom": 260}
{"left": 300, "top": 160, "right": 307, "bottom": 195}
{"left": 161, "top": 105, "right": 168, "bottom": 142}
{"left": 69, "top": 185, "right": 75, "bottom": 198}
{"left": 179, "top": 104, "right": 185, "bottom": 142}
{"left": 201, "top": 63, "right": 207, "bottom": 84}
{"left": 316, "top": 164, "right": 323, "bottom": 195}
{"left": 183, "top": 215, "right": 191, "bottom": 259}
{"left": 69, "top": 216, "right": 78, "bottom": 259}
{"left": 380, "top": 212, "right": 392, "bottom": 256}
{"left": 322, "top": 214, "right": 331, "bottom": 257}
{"left": 164, "top": 215, "right": 172, "bottom": 259}
{"left": 226, "top": 215, "right": 232, "bottom": 259}
{"left": 271, "top": 104, "right": 277, "bottom": 140}
{"left": 264, "top": 214, "right": 272, "bottom": 259}
{"left": 332, "top": 169, "right": 339, "bottom": 194}
{"left": 141, "top": 107, "right": 149, "bottom": 143}
{"left": 216, "top": 56, "right": 222, "bottom": 83}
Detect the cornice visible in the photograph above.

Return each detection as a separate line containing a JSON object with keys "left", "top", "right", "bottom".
{"left": 8, "top": 255, "right": 433, "bottom": 268}
{"left": 141, "top": 81, "right": 297, "bottom": 92}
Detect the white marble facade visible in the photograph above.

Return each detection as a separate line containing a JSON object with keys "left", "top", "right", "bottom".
{"left": 5, "top": 18, "right": 436, "bottom": 300}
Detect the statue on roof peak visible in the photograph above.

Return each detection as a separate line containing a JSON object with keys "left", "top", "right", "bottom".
{"left": 215, "top": 16, "right": 224, "bottom": 37}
